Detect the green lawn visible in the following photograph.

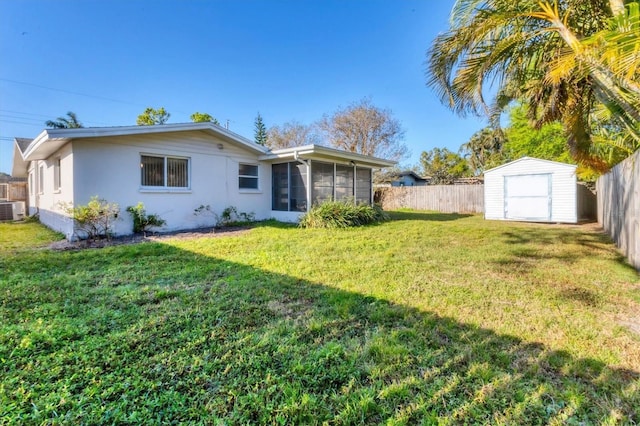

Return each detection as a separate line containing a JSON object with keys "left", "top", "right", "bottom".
{"left": 1, "top": 212, "right": 639, "bottom": 424}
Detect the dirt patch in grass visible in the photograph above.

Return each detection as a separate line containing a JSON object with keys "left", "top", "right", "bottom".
{"left": 48, "top": 226, "right": 252, "bottom": 250}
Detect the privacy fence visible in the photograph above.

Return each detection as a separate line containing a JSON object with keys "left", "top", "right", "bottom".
{"left": 375, "top": 185, "right": 484, "bottom": 213}
{"left": 0, "top": 182, "right": 27, "bottom": 202}
{"left": 597, "top": 150, "right": 640, "bottom": 270}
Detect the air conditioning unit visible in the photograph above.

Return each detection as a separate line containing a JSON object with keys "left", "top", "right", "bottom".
{"left": 0, "top": 201, "right": 26, "bottom": 221}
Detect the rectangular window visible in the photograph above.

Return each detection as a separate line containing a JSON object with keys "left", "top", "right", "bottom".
{"left": 272, "top": 162, "right": 308, "bottom": 212}
{"left": 29, "top": 172, "right": 34, "bottom": 196}
{"left": 141, "top": 155, "right": 189, "bottom": 189}
{"left": 38, "top": 165, "right": 44, "bottom": 194}
{"left": 239, "top": 164, "right": 259, "bottom": 189}
{"left": 312, "top": 162, "right": 334, "bottom": 205}
{"left": 335, "top": 164, "right": 354, "bottom": 201}
{"left": 355, "top": 167, "right": 372, "bottom": 204}
{"left": 54, "top": 158, "right": 61, "bottom": 191}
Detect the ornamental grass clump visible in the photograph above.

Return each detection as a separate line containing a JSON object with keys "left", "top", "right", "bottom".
{"left": 299, "top": 200, "right": 388, "bottom": 228}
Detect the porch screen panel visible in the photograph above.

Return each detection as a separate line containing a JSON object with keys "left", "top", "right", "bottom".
{"left": 355, "top": 167, "right": 372, "bottom": 204}
{"left": 272, "top": 163, "right": 289, "bottom": 211}
{"left": 290, "top": 163, "right": 308, "bottom": 211}
{"left": 312, "top": 162, "right": 334, "bottom": 205}
{"left": 335, "top": 165, "right": 354, "bottom": 201}
{"left": 167, "top": 157, "right": 188, "bottom": 187}
{"left": 141, "top": 155, "right": 164, "bottom": 187}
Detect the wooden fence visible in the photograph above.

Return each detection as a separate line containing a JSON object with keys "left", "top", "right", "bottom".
{"left": 597, "top": 150, "right": 640, "bottom": 269}
{"left": 0, "top": 182, "right": 27, "bottom": 202}
{"left": 375, "top": 185, "right": 484, "bottom": 213}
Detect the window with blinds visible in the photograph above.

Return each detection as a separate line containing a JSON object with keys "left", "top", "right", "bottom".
{"left": 141, "top": 155, "right": 189, "bottom": 189}
{"left": 239, "top": 164, "right": 259, "bottom": 189}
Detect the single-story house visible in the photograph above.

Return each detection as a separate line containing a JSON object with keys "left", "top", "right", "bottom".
{"left": 12, "top": 122, "right": 395, "bottom": 239}
{"left": 484, "top": 156, "right": 589, "bottom": 223}
{"left": 390, "top": 171, "right": 430, "bottom": 187}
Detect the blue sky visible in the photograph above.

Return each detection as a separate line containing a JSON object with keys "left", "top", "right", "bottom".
{"left": 0, "top": 0, "right": 487, "bottom": 175}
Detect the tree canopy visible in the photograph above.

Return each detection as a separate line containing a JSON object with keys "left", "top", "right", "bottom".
{"left": 426, "top": 0, "right": 640, "bottom": 171}
{"left": 190, "top": 112, "right": 219, "bottom": 125}
{"left": 45, "top": 112, "right": 83, "bottom": 129}
{"left": 319, "top": 98, "right": 408, "bottom": 162}
{"left": 266, "top": 121, "right": 320, "bottom": 149}
{"left": 137, "top": 107, "right": 170, "bottom": 126}
{"left": 419, "top": 147, "right": 470, "bottom": 184}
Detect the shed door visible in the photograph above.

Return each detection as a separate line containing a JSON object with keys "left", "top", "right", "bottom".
{"left": 504, "top": 174, "right": 551, "bottom": 221}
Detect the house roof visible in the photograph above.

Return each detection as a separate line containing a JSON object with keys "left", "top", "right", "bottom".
{"left": 395, "top": 171, "right": 428, "bottom": 181}
{"left": 18, "top": 122, "right": 269, "bottom": 163}
{"left": 12, "top": 123, "right": 397, "bottom": 176}
{"left": 12, "top": 138, "right": 33, "bottom": 177}
{"left": 483, "top": 156, "right": 577, "bottom": 175}
{"left": 259, "top": 144, "right": 396, "bottom": 169}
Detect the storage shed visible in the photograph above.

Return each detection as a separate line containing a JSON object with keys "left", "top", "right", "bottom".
{"left": 484, "top": 157, "right": 578, "bottom": 223}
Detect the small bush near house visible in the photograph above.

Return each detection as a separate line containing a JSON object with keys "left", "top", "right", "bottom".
{"left": 299, "top": 200, "right": 388, "bottom": 228}
{"left": 60, "top": 196, "right": 119, "bottom": 240}
{"left": 194, "top": 205, "right": 256, "bottom": 228}
{"left": 126, "top": 202, "right": 166, "bottom": 235}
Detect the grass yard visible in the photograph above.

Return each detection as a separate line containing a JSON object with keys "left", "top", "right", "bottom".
{"left": 1, "top": 211, "right": 639, "bottom": 424}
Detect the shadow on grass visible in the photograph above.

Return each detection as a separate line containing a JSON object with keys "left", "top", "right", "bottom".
{"left": 1, "top": 242, "right": 638, "bottom": 424}
{"left": 495, "top": 227, "right": 633, "bottom": 270}
{"left": 387, "top": 210, "right": 474, "bottom": 222}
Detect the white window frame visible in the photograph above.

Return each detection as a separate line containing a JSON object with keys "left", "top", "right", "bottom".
{"left": 53, "top": 158, "right": 61, "bottom": 192}
{"left": 29, "top": 172, "right": 34, "bottom": 196}
{"left": 38, "top": 165, "right": 44, "bottom": 195}
{"left": 140, "top": 154, "right": 191, "bottom": 191}
{"left": 239, "top": 163, "right": 260, "bottom": 191}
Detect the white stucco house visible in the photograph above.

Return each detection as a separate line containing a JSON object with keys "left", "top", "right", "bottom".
{"left": 484, "top": 157, "right": 580, "bottom": 223}
{"left": 12, "top": 122, "right": 395, "bottom": 239}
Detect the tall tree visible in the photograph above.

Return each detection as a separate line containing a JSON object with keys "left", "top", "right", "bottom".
{"left": 503, "top": 104, "right": 573, "bottom": 164}
{"left": 266, "top": 121, "right": 320, "bottom": 149}
{"left": 319, "top": 98, "right": 408, "bottom": 162}
{"left": 460, "top": 127, "right": 505, "bottom": 175}
{"left": 190, "top": 112, "right": 220, "bottom": 125}
{"left": 45, "top": 111, "right": 83, "bottom": 129}
{"left": 425, "top": 0, "right": 639, "bottom": 171}
{"left": 137, "top": 107, "right": 170, "bottom": 126}
{"left": 254, "top": 113, "right": 268, "bottom": 145}
{"left": 419, "top": 147, "right": 471, "bottom": 184}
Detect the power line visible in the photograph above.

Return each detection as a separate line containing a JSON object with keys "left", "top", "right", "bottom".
{"left": 0, "top": 77, "right": 144, "bottom": 107}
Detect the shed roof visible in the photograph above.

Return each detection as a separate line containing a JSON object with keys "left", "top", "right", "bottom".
{"left": 483, "top": 156, "right": 577, "bottom": 175}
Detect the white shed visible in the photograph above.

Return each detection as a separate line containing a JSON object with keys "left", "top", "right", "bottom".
{"left": 484, "top": 157, "right": 578, "bottom": 223}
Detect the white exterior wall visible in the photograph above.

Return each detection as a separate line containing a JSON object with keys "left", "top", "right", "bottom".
{"left": 484, "top": 158, "right": 577, "bottom": 223}
{"left": 70, "top": 131, "right": 271, "bottom": 236}
{"left": 27, "top": 144, "right": 76, "bottom": 238}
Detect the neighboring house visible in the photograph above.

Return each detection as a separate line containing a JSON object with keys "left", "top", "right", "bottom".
{"left": 391, "top": 171, "right": 430, "bottom": 187}
{"left": 484, "top": 157, "right": 591, "bottom": 224}
{"left": 376, "top": 171, "right": 430, "bottom": 187}
{"left": 12, "top": 122, "right": 394, "bottom": 239}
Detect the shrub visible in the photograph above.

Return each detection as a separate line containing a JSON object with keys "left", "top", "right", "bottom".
{"left": 193, "top": 205, "right": 255, "bottom": 228}
{"left": 218, "top": 206, "right": 255, "bottom": 227}
{"left": 299, "top": 200, "right": 389, "bottom": 228}
{"left": 60, "top": 196, "right": 119, "bottom": 240}
{"left": 126, "top": 202, "right": 166, "bottom": 236}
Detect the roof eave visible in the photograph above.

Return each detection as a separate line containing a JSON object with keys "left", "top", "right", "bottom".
{"left": 260, "top": 145, "right": 396, "bottom": 168}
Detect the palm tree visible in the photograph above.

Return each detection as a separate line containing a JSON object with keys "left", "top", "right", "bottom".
{"left": 45, "top": 111, "right": 83, "bottom": 129}
{"left": 460, "top": 127, "right": 505, "bottom": 175}
{"left": 426, "top": 0, "right": 639, "bottom": 171}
